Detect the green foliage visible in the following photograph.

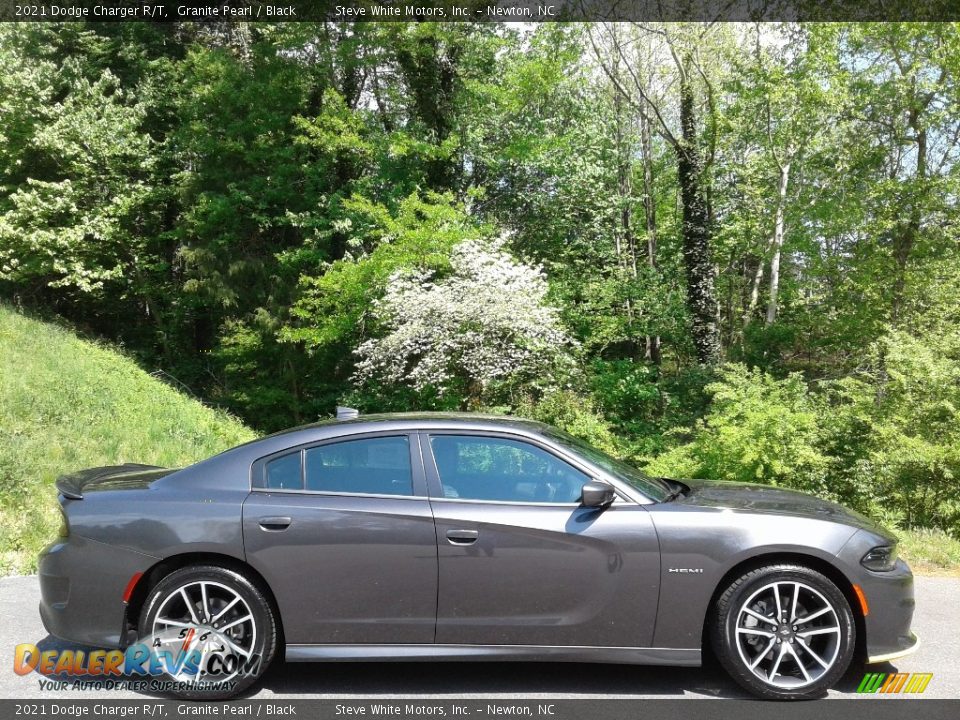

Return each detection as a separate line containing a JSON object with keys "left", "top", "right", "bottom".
{"left": 0, "top": 29, "right": 155, "bottom": 296}
{"left": 824, "top": 257, "right": 960, "bottom": 533}
{"left": 2, "top": 20, "right": 960, "bottom": 566}
{"left": 837, "top": 336, "right": 960, "bottom": 531}
{"left": 515, "top": 390, "right": 621, "bottom": 456}
{"left": 589, "top": 360, "right": 663, "bottom": 424}
{"left": 281, "top": 192, "right": 479, "bottom": 354}
{"left": 647, "top": 364, "right": 831, "bottom": 496}
{"left": 649, "top": 285, "right": 960, "bottom": 537}
{"left": 0, "top": 305, "right": 254, "bottom": 575}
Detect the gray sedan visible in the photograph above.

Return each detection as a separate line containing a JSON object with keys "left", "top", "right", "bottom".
{"left": 38, "top": 412, "right": 918, "bottom": 700}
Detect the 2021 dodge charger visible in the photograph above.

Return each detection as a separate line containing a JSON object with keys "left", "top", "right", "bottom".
{"left": 39, "top": 411, "right": 918, "bottom": 699}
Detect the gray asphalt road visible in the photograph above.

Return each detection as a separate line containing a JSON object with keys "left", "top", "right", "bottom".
{"left": 1, "top": 575, "right": 955, "bottom": 700}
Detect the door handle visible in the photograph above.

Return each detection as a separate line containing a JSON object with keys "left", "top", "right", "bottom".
{"left": 446, "top": 529, "right": 479, "bottom": 545}
{"left": 258, "top": 516, "right": 292, "bottom": 531}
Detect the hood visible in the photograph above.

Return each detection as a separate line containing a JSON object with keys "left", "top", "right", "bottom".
{"left": 676, "top": 478, "right": 896, "bottom": 541}
{"left": 55, "top": 464, "right": 177, "bottom": 499}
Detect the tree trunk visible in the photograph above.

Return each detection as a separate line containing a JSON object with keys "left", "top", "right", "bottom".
{"left": 743, "top": 251, "right": 765, "bottom": 330}
{"left": 639, "top": 110, "right": 661, "bottom": 364}
{"left": 891, "top": 117, "right": 926, "bottom": 324}
{"left": 394, "top": 30, "right": 461, "bottom": 190}
{"left": 611, "top": 47, "right": 642, "bottom": 360}
{"left": 369, "top": 66, "right": 394, "bottom": 133}
{"left": 765, "top": 161, "right": 791, "bottom": 325}
{"left": 676, "top": 67, "right": 720, "bottom": 365}
{"left": 613, "top": 67, "right": 631, "bottom": 266}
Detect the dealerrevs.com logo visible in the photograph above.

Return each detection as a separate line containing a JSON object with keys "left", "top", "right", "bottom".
{"left": 856, "top": 672, "right": 933, "bottom": 694}
{"left": 14, "top": 628, "right": 261, "bottom": 692}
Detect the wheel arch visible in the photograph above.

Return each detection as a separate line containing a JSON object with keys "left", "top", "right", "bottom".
{"left": 124, "top": 551, "right": 285, "bottom": 647}
{"left": 700, "top": 551, "right": 867, "bottom": 662}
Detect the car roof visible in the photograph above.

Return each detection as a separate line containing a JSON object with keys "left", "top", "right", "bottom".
{"left": 266, "top": 412, "right": 553, "bottom": 438}
{"left": 165, "top": 410, "right": 663, "bottom": 504}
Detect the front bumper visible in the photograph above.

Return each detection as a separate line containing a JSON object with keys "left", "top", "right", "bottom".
{"left": 836, "top": 530, "right": 917, "bottom": 663}
{"left": 856, "top": 557, "right": 917, "bottom": 662}
{"left": 867, "top": 631, "right": 920, "bottom": 664}
{"left": 38, "top": 534, "right": 157, "bottom": 647}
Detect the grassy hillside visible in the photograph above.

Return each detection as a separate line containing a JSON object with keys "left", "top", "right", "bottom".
{"left": 0, "top": 305, "right": 256, "bottom": 575}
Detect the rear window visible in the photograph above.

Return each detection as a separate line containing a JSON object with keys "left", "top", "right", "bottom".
{"left": 256, "top": 435, "right": 413, "bottom": 496}
{"left": 265, "top": 452, "right": 301, "bottom": 490}
{"left": 305, "top": 436, "right": 413, "bottom": 496}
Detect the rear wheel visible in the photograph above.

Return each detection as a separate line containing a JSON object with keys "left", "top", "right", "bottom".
{"left": 712, "top": 564, "right": 855, "bottom": 700}
{"left": 138, "top": 565, "right": 277, "bottom": 699}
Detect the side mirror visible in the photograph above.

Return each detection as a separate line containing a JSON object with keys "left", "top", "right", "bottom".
{"left": 581, "top": 481, "right": 616, "bottom": 508}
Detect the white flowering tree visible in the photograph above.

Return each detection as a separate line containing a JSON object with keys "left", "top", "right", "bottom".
{"left": 354, "top": 238, "right": 574, "bottom": 404}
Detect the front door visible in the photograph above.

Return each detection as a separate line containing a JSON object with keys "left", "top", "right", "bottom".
{"left": 423, "top": 432, "right": 660, "bottom": 648}
{"left": 243, "top": 433, "right": 438, "bottom": 645}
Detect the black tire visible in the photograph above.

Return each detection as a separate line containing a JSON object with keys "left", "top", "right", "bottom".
{"left": 138, "top": 565, "right": 278, "bottom": 699}
{"left": 711, "top": 564, "right": 856, "bottom": 700}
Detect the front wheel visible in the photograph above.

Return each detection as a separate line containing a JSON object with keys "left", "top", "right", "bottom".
{"left": 138, "top": 565, "right": 277, "bottom": 699}
{"left": 712, "top": 564, "right": 856, "bottom": 700}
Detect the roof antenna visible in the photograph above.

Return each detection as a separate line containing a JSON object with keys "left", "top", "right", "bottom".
{"left": 336, "top": 406, "right": 360, "bottom": 421}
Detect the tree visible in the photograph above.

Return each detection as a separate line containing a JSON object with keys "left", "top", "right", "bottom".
{"left": 728, "top": 25, "right": 830, "bottom": 330}
{"left": 838, "top": 24, "right": 960, "bottom": 324}
{"left": 354, "top": 237, "right": 574, "bottom": 406}
{"left": 588, "top": 23, "right": 724, "bottom": 364}
{"left": 0, "top": 30, "right": 156, "bottom": 303}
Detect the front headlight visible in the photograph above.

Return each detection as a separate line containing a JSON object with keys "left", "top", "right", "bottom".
{"left": 861, "top": 544, "right": 898, "bottom": 572}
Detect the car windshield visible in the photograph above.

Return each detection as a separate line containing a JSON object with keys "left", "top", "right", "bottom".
{"left": 543, "top": 428, "right": 672, "bottom": 502}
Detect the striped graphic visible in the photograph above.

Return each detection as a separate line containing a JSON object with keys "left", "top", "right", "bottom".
{"left": 857, "top": 672, "right": 933, "bottom": 694}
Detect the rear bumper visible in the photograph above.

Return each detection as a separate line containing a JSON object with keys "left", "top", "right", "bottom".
{"left": 38, "top": 535, "right": 157, "bottom": 647}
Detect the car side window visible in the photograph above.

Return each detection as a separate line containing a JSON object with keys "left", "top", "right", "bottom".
{"left": 430, "top": 435, "right": 588, "bottom": 503}
{"left": 265, "top": 452, "right": 302, "bottom": 490}
{"left": 304, "top": 436, "right": 413, "bottom": 496}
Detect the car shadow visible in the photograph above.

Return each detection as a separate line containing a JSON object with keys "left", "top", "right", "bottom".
{"left": 250, "top": 658, "right": 752, "bottom": 699}
{"left": 29, "top": 635, "right": 885, "bottom": 700}
{"left": 834, "top": 660, "right": 902, "bottom": 694}
{"left": 28, "top": 635, "right": 749, "bottom": 699}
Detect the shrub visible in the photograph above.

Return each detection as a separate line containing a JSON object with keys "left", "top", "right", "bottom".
{"left": 515, "top": 389, "right": 621, "bottom": 455}
{"left": 829, "top": 330, "right": 960, "bottom": 533}
{"left": 648, "top": 337, "right": 960, "bottom": 538}
{"left": 646, "top": 364, "right": 831, "bottom": 497}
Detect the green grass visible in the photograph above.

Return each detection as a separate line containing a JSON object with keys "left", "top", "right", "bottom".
{"left": 0, "top": 305, "right": 256, "bottom": 575}
{"left": 898, "top": 527, "right": 960, "bottom": 577}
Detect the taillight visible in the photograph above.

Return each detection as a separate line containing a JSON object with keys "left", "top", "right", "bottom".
{"left": 57, "top": 507, "right": 69, "bottom": 538}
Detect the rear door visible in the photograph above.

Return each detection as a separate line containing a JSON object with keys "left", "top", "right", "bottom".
{"left": 242, "top": 432, "right": 438, "bottom": 645}
{"left": 423, "top": 431, "right": 660, "bottom": 648}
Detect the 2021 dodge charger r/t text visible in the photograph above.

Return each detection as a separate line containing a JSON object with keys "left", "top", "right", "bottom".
{"left": 39, "top": 411, "right": 918, "bottom": 700}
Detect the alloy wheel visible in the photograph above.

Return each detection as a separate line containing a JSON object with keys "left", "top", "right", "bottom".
{"left": 149, "top": 580, "right": 258, "bottom": 684}
{"left": 734, "top": 580, "right": 842, "bottom": 689}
